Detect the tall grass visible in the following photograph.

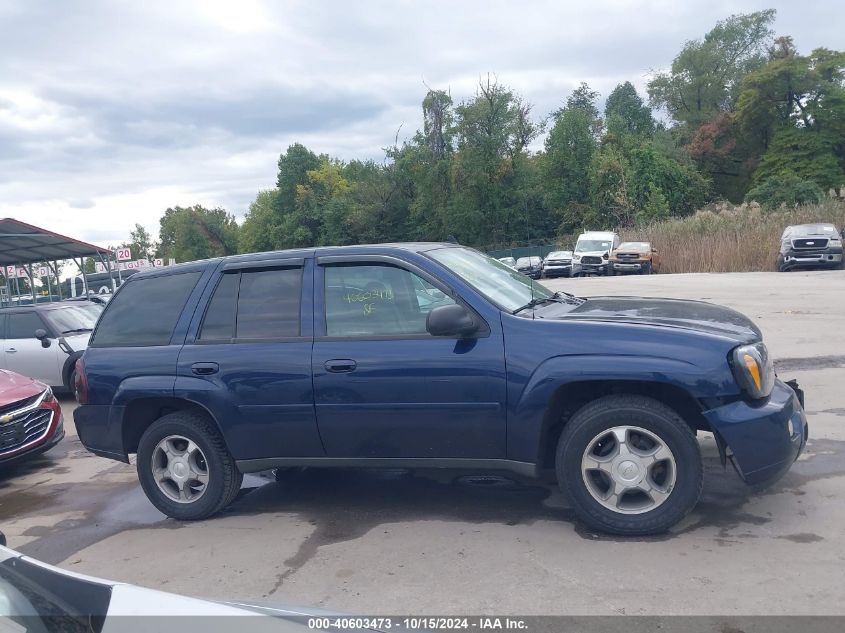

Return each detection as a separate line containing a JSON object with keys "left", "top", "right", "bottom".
{"left": 621, "top": 200, "right": 845, "bottom": 273}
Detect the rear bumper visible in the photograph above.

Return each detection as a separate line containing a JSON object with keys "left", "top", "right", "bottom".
{"left": 74, "top": 404, "right": 129, "bottom": 463}
{"left": 703, "top": 379, "right": 807, "bottom": 486}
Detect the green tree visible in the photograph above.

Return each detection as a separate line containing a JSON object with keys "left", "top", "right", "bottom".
{"left": 542, "top": 85, "right": 600, "bottom": 233}
{"left": 648, "top": 10, "right": 775, "bottom": 128}
{"left": 157, "top": 205, "right": 239, "bottom": 262}
{"left": 449, "top": 76, "right": 540, "bottom": 245}
{"left": 125, "top": 223, "right": 155, "bottom": 261}
{"left": 239, "top": 189, "right": 282, "bottom": 253}
{"left": 745, "top": 174, "right": 824, "bottom": 207}
{"left": 605, "top": 82, "right": 655, "bottom": 137}
{"left": 737, "top": 43, "right": 845, "bottom": 190}
{"left": 276, "top": 143, "right": 321, "bottom": 213}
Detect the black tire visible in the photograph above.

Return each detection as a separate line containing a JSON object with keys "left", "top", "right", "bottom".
{"left": 136, "top": 411, "right": 243, "bottom": 520}
{"left": 67, "top": 369, "right": 77, "bottom": 396}
{"left": 777, "top": 255, "right": 788, "bottom": 272}
{"left": 555, "top": 395, "right": 703, "bottom": 535}
{"left": 641, "top": 262, "right": 652, "bottom": 275}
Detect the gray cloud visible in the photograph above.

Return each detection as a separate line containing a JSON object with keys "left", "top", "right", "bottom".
{"left": 0, "top": 0, "right": 842, "bottom": 247}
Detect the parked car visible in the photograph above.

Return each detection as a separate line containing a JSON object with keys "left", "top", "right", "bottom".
{"left": 541, "top": 251, "right": 573, "bottom": 278}
{"left": 497, "top": 256, "right": 517, "bottom": 269}
{"left": 610, "top": 242, "right": 660, "bottom": 275}
{"left": 0, "top": 370, "right": 63, "bottom": 466}
{"left": 74, "top": 243, "right": 807, "bottom": 535}
{"left": 571, "top": 231, "right": 621, "bottom": 276}
{"left": 0, "top": 303, "right": 96, "bottom": 391}
{"left": 515, "top": 256, "right": 543, "bottom": 279}
{"left": 777, "top": 223, "right": 843, "bottom": 271}
{"left": 0, "top": 532, "right": 361, "bottom": 628}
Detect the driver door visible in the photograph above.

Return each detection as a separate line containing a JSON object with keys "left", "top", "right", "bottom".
{"left": 3, "top": 311, "right": 63, "bottom": 387}
{"left": 312, "top": 256, "right": 507, "bottom": 459}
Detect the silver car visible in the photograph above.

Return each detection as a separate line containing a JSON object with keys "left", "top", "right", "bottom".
{"left": 0, "top": 303, "right": 98, "bottom": 390}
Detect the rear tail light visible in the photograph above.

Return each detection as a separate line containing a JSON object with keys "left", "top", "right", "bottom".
{"left": 74, "top": 358, "right": 89, "bottom": 404}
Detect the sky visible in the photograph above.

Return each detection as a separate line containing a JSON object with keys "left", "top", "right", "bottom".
{"left": 0, "top": 0, "right": 842, "bottom": 250}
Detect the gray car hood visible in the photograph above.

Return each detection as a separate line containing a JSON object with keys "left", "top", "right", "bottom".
{"left": 542, "top": 296, "right": 762, "bottom": 343}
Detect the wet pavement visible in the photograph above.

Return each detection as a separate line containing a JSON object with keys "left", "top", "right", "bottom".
{"left": 1, "top": 270, "right": 844, "bottom": 615}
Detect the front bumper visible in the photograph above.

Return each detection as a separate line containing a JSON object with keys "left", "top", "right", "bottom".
{"left": 574, "top": 262, "right": 608, "bottom": 275}
{"left": 0, "top": 411, "right": 65, "bottom": 466}
{"left": 543, "top": 265, "right": 571, "bottom": 277}
{"left": 781, "top": 247, "right": 843, "bottom": 269}
{"left": 612, "top": 262, "right": 644, "bottom": 272}
{"left": 703, "top": 378, "right": 807, "bottom": 486}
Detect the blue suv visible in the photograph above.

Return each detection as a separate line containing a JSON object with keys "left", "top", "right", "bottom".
{"left": 73, "top": 244, "right": 807, "bottom": 535}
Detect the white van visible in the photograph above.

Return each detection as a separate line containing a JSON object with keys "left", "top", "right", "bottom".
{"left": 571, "top": 230, "right": 621, "bottom": 276}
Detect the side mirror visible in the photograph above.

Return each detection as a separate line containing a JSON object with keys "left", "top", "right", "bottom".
{"left": 426, "top": 304, "right": 478, "bottom": 337}
{"left": 35, "top": 328, "right": 51, "bottom": 348}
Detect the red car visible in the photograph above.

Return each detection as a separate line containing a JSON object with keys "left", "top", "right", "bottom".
{"left": 0, "top": 370, "right": 64, "bottom": 465}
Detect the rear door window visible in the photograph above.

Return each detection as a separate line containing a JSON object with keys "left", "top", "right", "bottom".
{"left": 91, "top": 272, "right": 201, "bottom": 347}
{"left": 235, "top": 268, "right": 301, "bottom": 339}
{"left": 197, "top": 267, "right": 303, "bottom": 341}
{"left": 198, "top": 273, "right": 237, "bottom": 341}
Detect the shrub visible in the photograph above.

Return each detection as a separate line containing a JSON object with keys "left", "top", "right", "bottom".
{"left": 745, "top": 175, "right": 824, "bottom": 209}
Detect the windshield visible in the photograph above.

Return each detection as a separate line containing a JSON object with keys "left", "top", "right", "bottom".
{"left": 575, "top": 239, "right": 612, "bottom": 252}
{"left": 42, "top": 306, "right": 99, "bottom": 334}
{"left": 429, "top": 247, "right": 554, "bottom": 313}
{"left": 618, "top": 242, "right": 650, "bottom": 251}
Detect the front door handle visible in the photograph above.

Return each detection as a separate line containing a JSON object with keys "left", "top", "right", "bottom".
{"left": 191, "top": 362, "right": 219, "bottom": 376}
{"left": 6, "top": 348, "right": 16, "bottom": 353}
{"left": 324, "top": 359, "right": 357, "bottom": 373}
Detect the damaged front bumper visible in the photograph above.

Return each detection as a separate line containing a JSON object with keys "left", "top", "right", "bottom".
{"left": 704, "top": 378, "right": 808, "bottom": 486}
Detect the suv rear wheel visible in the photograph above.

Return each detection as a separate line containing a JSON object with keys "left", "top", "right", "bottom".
{"left": 137, "top": 411, "right": 243, "bottom": 520}
{"left": 556, "top": 395, "right": 703, "bottom": 535}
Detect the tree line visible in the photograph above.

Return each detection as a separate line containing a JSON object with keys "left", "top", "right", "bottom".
{"left": 125, "top": 9, "right": 843, "bottom": 263}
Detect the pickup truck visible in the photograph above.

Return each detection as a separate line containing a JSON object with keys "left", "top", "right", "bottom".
{"left": 73, "top": 243, "right": 807, "bottom": 535}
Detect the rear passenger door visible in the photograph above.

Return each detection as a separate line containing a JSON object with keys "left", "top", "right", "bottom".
{"left": 176, "top": 258, "right": 322, "bottom": 464}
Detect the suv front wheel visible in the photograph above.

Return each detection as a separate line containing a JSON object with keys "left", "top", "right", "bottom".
{"left": 556, "top": 395, "right": 703, "bottom": 535}
{"left": 137, "top": 411, "right": 243, "bottom": 520}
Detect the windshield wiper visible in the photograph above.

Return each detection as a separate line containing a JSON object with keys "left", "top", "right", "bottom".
{"left": 61, "top": 328, "right": 93, "bottom": 334}
{"left": 513, "top": 296, "right": 563, "bottom": 314}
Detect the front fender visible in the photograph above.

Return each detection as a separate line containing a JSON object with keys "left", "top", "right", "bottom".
{"left": 506, "top": 353, "right": 736, "bottom": 463}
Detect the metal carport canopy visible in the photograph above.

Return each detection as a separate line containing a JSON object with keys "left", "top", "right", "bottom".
{"left": 0, "top": 217, "right": 111, "bottom": 265}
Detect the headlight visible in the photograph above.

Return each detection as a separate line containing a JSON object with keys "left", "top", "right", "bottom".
{"left": 572, "top": 254, "right": 581, "bottom": 261}
{"left": 730, "top": 342, "right": 775, "bottom": 399}
{"left": 830, "top": 238, "right": 842, "bottom": 247}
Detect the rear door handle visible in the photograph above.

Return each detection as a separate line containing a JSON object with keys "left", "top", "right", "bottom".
{"left": 324, "top": 359, "right": 357, "bottom": 373}
{"left": 191, "top": 362, "right": 219, "bottom": 376}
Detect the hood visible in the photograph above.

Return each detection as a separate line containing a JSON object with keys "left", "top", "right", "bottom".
{"left": 0, "top": 370, "right": 46, "bottom": 404}
{"left": 544, "top": 296, "right": 761, "bottom": 343}
{"left": 61, "top": 332, "right": 91, "bottom": 352}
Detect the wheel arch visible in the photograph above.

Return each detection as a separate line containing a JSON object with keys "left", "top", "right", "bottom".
{"left": 536, "top": 379, "right": 710, "bottom": 470}
{"left": 121, "top": 396, "right": 221, "bottom": 456}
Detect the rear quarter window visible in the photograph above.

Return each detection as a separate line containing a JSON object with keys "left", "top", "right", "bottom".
{"left": 91, "top": 272, "right": 202, "bottom": 347}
